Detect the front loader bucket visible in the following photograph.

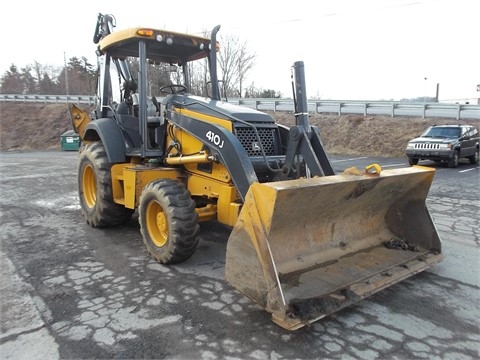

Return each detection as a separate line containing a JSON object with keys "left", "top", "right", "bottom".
{"left": 225, "top": 166, "right": 442, "bottom": 330}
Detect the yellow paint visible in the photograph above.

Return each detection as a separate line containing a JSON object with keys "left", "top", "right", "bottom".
{"left": 111, "top": 164, "right": 182, "bottom": 209}
{"left": 187, "top": 173, "right": 241, "bottom": 226}
{"left": 68, "top": 104, "right": 91, "bottom": 140}
{"left": 164, "top": 119, "right": 232, "bottom": 184}
{"left": 225, "top": 166, "right": 443, "bottom": 330}
{"left": 111, "top": 163, "right": 239, "bottom": 224}
{"left": 177, "top": 107, "right": 233, "bottom": 132}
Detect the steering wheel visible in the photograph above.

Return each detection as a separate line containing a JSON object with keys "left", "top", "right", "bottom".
{"left": 159, "top": 84, "right": 187, "bottom": 94}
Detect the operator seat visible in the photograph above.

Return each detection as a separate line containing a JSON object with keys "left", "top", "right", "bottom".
{"left": 147, "top": 97, "right": 166, "bottom": 150}
{"left": 130, "top": 93, "right": 166, "bottom": 150}
{"left": 116, "top": 101, "right": 129, "bottom": 115}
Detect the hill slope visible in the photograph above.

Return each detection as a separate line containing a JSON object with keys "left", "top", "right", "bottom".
{"left": 0, "top": 102, "right": 476, "bottom": 157}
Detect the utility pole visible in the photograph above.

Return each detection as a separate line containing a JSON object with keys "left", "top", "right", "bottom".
{"left": 424, "top": 77, "right": 427, "bottom": 103}
{"left": 64, "top": 52, "right": 69, "bottom": 96}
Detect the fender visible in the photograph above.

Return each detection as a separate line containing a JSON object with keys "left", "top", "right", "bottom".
{"left": 84, "top": 118, "right": 126, "bottom": 163}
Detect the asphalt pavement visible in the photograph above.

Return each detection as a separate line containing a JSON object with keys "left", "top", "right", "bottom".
{"left": 0, "top": 150, "right": 479, "bottom": 359}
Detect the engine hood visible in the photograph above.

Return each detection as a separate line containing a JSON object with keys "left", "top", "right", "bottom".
{"left": 409, "top": 136, "right": 457, "bottom": 144}
{"left": 168, "top": 94, "right": 276, "bottom": 124}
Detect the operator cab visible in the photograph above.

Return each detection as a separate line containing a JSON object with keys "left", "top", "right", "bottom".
{"left": 94, "top": 23, "right": 218, "bottom": 157}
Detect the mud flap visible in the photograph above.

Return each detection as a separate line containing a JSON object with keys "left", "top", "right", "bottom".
{"left": 225, "top": 166, "right": 443, "bottom": 330}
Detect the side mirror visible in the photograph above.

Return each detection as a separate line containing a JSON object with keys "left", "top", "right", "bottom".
{"left": 205, "top": 80, "right": 225, "bottom": 100}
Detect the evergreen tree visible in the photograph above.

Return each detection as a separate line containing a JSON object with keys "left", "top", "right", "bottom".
{"left": 0, "top": 65, "right": 24, "bottom": 94}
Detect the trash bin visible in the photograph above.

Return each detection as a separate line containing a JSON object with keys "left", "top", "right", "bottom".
{"left": 60, "top": 130, "right": 81, "bottom": 151}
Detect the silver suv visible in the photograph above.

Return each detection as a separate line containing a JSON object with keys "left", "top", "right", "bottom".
{"left": 405, "top": 124, "right": 479, "bottom": 168}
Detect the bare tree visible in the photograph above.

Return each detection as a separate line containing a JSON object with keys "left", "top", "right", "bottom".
{"left": 32, "top": 61, "right": 44, "bottom": 89}
{"left": 31, "top": 61, "right": 63, "bottom": 94}
{"left": 244, "top": 83, "right": 282, "bottom": 99}
{"left": 217, "top": 34, "right": 255, "bottom": 98}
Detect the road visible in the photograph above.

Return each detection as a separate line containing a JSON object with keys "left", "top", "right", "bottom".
{"left": 1, "top": 151, "right": 479, "bottom": 359}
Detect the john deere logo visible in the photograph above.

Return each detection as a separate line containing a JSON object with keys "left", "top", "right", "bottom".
{"left": 252, "top": 142, "right": 261, "bottom": 151}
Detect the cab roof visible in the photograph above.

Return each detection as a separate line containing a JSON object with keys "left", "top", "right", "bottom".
{"left": 97, "top": 27, "right": 217, "bottom": 64}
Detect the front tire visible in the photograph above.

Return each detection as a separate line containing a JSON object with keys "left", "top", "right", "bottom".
{"left": 139, "top": 179, "right": 199, "bottom": 264}
{"left": 408, "top": 157, "right": 419, "bottom": 166}
{"left": 468, "top": 148, "right": 479, "bottom": 164}
{"left": 78, "top": 142, "right": 133, "bottom": 227}
{"left": 448, "top": 151, "right": 459, "bottom": 168}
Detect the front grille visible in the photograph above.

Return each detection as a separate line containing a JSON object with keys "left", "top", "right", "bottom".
{"left": 235, "top": 127, "right": 277, "bottom": 156}
{"left": 414, "top": 143, "right": 440, "bottom": 149}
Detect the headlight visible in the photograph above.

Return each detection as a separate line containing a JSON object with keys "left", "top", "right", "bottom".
{"left": 406, "top": 143, "right": 415, "bottom": 149}
{"left": 439, "top": 143, "right": 452, "bottom": 149}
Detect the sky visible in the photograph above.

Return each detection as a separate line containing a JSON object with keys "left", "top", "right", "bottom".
{"left": 1, "top": 0, "right": 478, "bottom": 102}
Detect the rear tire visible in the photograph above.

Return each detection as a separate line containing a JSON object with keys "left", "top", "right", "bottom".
{"left": 468, "top": 148, "right": 479, "bottom": 164}
{"left": 448, "top": 151, "right": 459, "bottom": 168}
{"left": 408, "top": 157, "right": 419, "bottom": 166}
{"left": 78, "top": 142, "right": 133, "bottom": 227}
{"left": 139, "top": 179, "right": 199, "bottom": 264}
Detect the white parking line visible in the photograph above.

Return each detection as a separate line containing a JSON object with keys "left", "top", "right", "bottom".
{"left": 459, "top": 167, "right": 479, "bottom": 173}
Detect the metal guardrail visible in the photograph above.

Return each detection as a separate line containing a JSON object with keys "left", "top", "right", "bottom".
{"left": 0, "top": 94, "right": 96, "bottom": 106}
{"left": 1, "top": 94, "right": 479, "bottom": 120}
{"left": 232, "top": 98, "right": 480, "bottom": 120}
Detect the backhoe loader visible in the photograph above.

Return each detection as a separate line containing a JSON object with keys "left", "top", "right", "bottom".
{"left": 69, "top": 13, "right": 443, "bottom": 330}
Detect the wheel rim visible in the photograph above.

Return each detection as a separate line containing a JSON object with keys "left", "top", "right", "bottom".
{"left": 146, "top": 201, "right": 168, "bottom": 247}
{"left": 82, "top": 164, "right": 97, "bottom": 208}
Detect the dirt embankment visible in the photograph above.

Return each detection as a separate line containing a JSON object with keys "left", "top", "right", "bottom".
{"left": 0, "top": 103, "right": 76, "bottom": 151}
{"left": 0, "top": 102, "right": 476, "bottom": 156}
{"left": 277, "top": 112, "right": 477, "bottom": 157}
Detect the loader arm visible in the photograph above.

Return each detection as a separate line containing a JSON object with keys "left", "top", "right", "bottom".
{"left": 167, "top": 108, "right": 258, "bottom": 201}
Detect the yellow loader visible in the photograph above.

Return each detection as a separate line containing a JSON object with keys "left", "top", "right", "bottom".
{"left": 69, "top": 13, "right": 443, "bottom": 330}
